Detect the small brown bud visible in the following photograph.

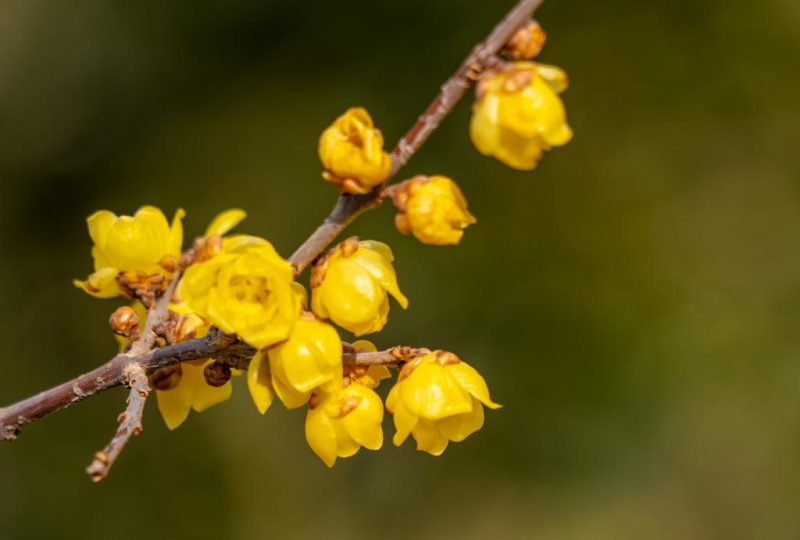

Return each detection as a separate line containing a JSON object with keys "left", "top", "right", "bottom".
{"left": 504, "top": 20, "right": 546, "bottom": 60}
{"left": 109, "top": 306, "right": 140, "bottom": 340}
{"left": 204, "top": 362, "right": 232, "bottom": 387}
{"left": 150, "top": 364, "right": 183, "bottom": 391}
{"left": 158, "top": 254, "right": 179, "bottom": 273}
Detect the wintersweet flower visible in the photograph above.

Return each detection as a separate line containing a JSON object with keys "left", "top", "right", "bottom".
{"left": 305, "top": 383, "right": 384, "bottom": 467}
{"left": 343, "top": 340, "right": 392, "bottom": 389}
{"left": 395, "top": 175, "right": 476, "bottom": 246}
{"left": 386, "top": 351, "right": 500, "bottom": 456}
{"left": 74, "top": 206, "right": 184, "bottom": 298}
{"left": 318, "top": 107, "right": 392, "bottom": 194}
{"left": 311, "top": 239, "right": 408, "bottom": 336}
{"left": 247, "top": 317, "right": 343, "bottom": 411}
{"left": 180, "top": 235, "right": 301, "bottom": 349}
{"left": 470, "top": 62, "right": 572, "bottom": 170}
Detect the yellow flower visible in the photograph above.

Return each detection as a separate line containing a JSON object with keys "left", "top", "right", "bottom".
{"left": 180, "top": 235, "right": 301, "bottom": 349}
{"left": 386, "top": 351, "right": 500, "bottom": 456}
{"left": 74, "top": 206, "right": 184, "bottom": 298}
{"left": 247, "top": 318, "right": 343, "bottom": 412}
{"left": 311, "top": 239, "right": 408, "bottom": 336}
{"left": 344, "top": 340, "right": 392, "bottom": 389}
{"left": 470, "top": 62, "right": 572, "bottom": 170}
{"left": 396, "top": 175, "right": 476, "bottom": 246}
{"left": 151, "top": 305, "right": 233, "bottom": 430}
{"left": 318, "top": 107, "right": 392, "bottom": 194}
{"left": 305, "top": 383, "right": 384, "bottom": 467}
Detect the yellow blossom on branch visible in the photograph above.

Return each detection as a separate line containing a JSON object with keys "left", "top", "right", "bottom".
{"left": 318, "top": 107, "right": 392, "bottom": 194}
{"left": 394, "top": 175, "right": 476, "bottom": 246}
{"left": 305, "top": 383, "right": 384, "bottom": 468}
{"left": 386, "top": 351, "right": 500, "bottom": 456}
{"left": 74, "top": 206, "right": 184, "bottom": 298}
{"left": 247, "top": 318, "right": 343, "bottom": 411}
{"left": 470, "top": 62, "right": 572, "bottom": 170}
{"left": 311, "top": 239, "right": 408, "bottom": 336}
{"left": 180, "top": 235, "right": 301, "bottom": 349}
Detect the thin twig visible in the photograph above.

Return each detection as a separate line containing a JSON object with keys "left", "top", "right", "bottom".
{"left": 0, "top": 0, "right": 545, "bottom": 442}
{"left": 288, "top": 0, "right": 544, "bottom": 275}
{"left": 85, "top": 364, "right": 150, "bottom": 482}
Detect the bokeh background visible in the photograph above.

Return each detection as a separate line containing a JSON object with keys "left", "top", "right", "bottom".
{"left": 2, "top": 0, "right": 800, "bottom": 538}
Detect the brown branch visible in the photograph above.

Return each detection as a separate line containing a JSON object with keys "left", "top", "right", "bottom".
{"left": 288, "top": 0, "right": 544, "bottom": 274}
{"left": 85, "top": 364, "right": 149, "bottom": 482}
{"left": 0, "top": 0, "right": 544, "bottom": 443}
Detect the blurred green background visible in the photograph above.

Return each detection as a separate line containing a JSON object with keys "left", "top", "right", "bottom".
{"left": 2, "top": 0, "right": 800, "bottom": 539}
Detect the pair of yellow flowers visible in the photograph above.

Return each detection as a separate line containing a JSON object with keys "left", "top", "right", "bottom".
{"left": 75, "top": 207, "right": 498, "bottom": 466}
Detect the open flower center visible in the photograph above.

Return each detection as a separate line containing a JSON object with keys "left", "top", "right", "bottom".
{"left": 228, "top": 275, "right": 269, "bottom": 308}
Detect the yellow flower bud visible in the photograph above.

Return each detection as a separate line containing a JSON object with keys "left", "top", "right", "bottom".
{"left": 74, "top": 206, "right": 185, "bottom": 298}
{"left": 180, "top": 235, "right": 301, "bottom": 349}
{"left": 344, "top": 340, "right": 392, "bottom": 389}
{"left": 318, "top": 107, "right": 392, "bottom": 194}
{"left": 247, "top": 319, "right": 343, "bottom": 411}
{"left": 396, "top": 175, "right": 476, "bottom": 246}
{"left": 470, "top": 62, "right": 572, "bottom": 170}
{"left": 311, "top": 239, "right": 408, "bottom": 336}
{"left": 386, "top": 351, "right": 500, "bottom": 456}
{"left": 305, "top": 384, "right": 384, "bottom": 467}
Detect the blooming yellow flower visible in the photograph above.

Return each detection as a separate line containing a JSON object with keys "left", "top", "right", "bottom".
{"left": 311, "top": 239, "right": 408, "bottom": 336}
{"left": 470, "top": 62, "right": 572, "bottom": 170}
{"left": 247, "top": 318, "right": 343, "bottom": 411}
{"left": 305, "top": 383, "right": 384, "bottom": 467}
{"left": 396, "top": 175, "right": 476, "bottom": 246}
{"left": 74, "top": 206, "right": 184, "bottom": 298}
{"left": 344, "top": 340, "right": 392, "bottom": 389}
{"left": 386, "top": 351, "right": 500, "bottom": 456}
{"left": 181, "top": 235, "right": 301, "bottom": 349}
{"left": 318, "top": 107, "right": 392, "bottom": 194}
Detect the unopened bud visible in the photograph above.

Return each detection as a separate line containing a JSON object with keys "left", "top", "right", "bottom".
{"left": 150, "top": 364, "right": 183, "bottom": 391}
{"left": 158, "top": 254, "right": 179, "bottom": 273}
{"left": 109, "top": 306, "right": 140, "bottom": 340}
{"left": 204, "top": 362, "right": 231, "bottom": 387}
{"left": 504, "top": 20, "right": 546, "bottom": 60}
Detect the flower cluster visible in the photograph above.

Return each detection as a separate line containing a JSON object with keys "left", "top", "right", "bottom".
{"left": 74, "top": 18, "right": 571, "bottom": 469}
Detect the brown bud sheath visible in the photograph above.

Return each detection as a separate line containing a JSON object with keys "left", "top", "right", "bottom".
{"left": 504, "top": 20, "right": 546, "bottom": 60}
{"left": 150, "top": 364, "right": 183, "bottom": 391}
{"left": 204, "top": 362, "right": 232, "bottom": 387}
